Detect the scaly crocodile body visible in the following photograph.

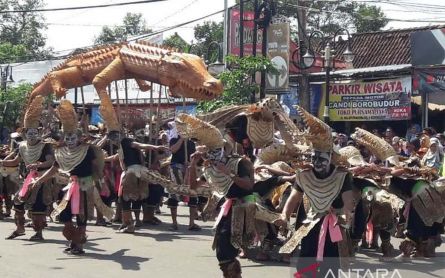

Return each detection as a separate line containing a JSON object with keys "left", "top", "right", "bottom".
{"left": 24, "top": 41, "right": 223, "bottom": 127}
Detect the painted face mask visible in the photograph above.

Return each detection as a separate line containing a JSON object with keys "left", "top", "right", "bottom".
{"left": 107, "top": 131, "right": 122, "bottom": 146}
{"left": 25, "top": 128, "right": 40, "bottom": 145}
{"left": 311, "top": 150, "right": 332, "bottom": 174}
{"left": 64, "top": 133, "right": 79, "bottom": 149}
{"left": 207, "top": 148, "right": 225, "bottom": 164}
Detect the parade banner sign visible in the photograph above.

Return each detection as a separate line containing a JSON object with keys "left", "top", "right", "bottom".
{"left": 411, "top": 28, "right": 445, "bottom": 66}
{"left": 413, "top": 68, "right": 445, "bottom": 94}
{"left": 266, "top": 21, "right": 290, "bottom": 92}
{"left": 229, "top": 8, "right": 263, "bottom": 56}
{"left": 327, "top": 77, "right": 412, "bottom": 121}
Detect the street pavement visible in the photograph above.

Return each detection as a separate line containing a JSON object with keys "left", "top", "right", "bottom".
{"left": 0, "top": 205, "right": 443, "bottom": 278}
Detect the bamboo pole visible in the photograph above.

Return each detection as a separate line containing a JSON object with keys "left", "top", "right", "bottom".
{"left": 114, "top": 80, "right": 121, "bottom": 124}
{"left": 148, "top": 83, "right": 154, "bottom": 166}
{"left": 156, "top": 85, "right": 162, "bottom": 146}
{"left": 124, "top": 79, "right": 129, "bottom": 134}
{"left": 182, "top": 96, "right": 188, "bottom": 165}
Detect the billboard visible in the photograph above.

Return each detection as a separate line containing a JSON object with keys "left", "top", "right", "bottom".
{"left": 311, "top": 77, "right": 412, "bottom": 121}
{"left": 266, "top": 22, "right": 290, "bottom": 92}
{"left": 326, "top": 77, "right": 412, "bottom": 121}
{"left": 411, "top": 28, "right": 445, "bottom": 67}
{"left": 229, "top": 8, "right": 263, "bottom": 56}
{"left": 413, "top": 67, "right": 445, "bottom": 105}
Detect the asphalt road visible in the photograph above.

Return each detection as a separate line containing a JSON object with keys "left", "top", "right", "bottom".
{"left": 0, "top": 205, "right": 443, "bottom": 278}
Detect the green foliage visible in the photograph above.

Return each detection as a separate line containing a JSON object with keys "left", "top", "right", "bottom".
{"left": 305, "top": 1, "right": 357, "bottom": 36}
{"left": 197, "top": 55, "right": 276, "bottom": 113}
{"left": 0, "top": 0, "right": 52, "bottom": 62}
{"left": 0, "top": 83, "right": 32, "bottom": 129}
{"left": 94, "top": 13, "right": 152, "bottom": 44}
{"left": 0, "top": 43, "right": 27, "bottom": 63}
{"left": 192, "top": 21, "right": 223, "bottom": 62}
{"left": 352, "top": 4, "right": 389, "bottom": 33}
{"left": 235, "top": 0, "right": 388, "bottom": 35}
{"left": 163, "top": 32, "right": 189, "bottom": 51}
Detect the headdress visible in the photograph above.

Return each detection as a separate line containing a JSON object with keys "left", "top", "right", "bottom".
{"left": 295, "top": 106, "right": 333, "bottom": 153}
{"left": 24, "top": 96, "right": 44, "bottom": 129}
{"left": 175, "top": 113, "right": 224, "bottom": 150}
{"left": 352, "top": 127, "right": 400, "bottom": 166}
{"left": 57, "top": 100, "right": 78, "bottom": 133}
{"left": 100, "top": 95, "right": 120, "bottom": 132}
{"left": 337, "top": 146, "right": 367, "bottom": 166}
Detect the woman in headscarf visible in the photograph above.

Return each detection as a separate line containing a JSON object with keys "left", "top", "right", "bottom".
{"left": 421, "top": 138, "right": 443, "bottom": 171}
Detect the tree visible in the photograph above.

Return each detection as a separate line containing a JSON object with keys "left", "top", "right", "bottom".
{"left": 234, "top": 0, "right": 389, "bottom": 35}
{"left": 192, "top": 21, "right": 223, "bottom": 62}
{"left": 0, "top": 43, "right": 27, "bottom": 64}
{"left": 163, "top": 32, "right": 189, "bottom": 52}
{"left": 0, "top": 0, "right": 52, "bottom": 62}
{"left": 352, "top": 4, "right": 389, "bottom": 33}
{"left": 197, "top": 55, "right": 276, "bottom": 112}
{"left": 0, "top": 83, "right": 32, "bottom": 129}
{"left": 94, "top": 13, "right": 152, "bottom": 44}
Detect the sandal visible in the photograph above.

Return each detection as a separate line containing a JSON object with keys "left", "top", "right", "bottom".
{"left": 70, "top": 248, "right": 85, "bottom": 255}
{"left": 152, "top": 216, "right": 162, "bottom": 224}
{"left": 29, "top": 233, "right": 44, "bottom": 241}
{"left": 238, "top": 249, "right": 247, "bottom": 259}
{"left": 168, "top": 223, "right": 178, "bottom": 231}
{"left": 95, "top": 220, "right": 107, "bottom": 226}
{"left": 144, "top": 219, "right": 160, "bottom": 226}
{"left": 255, "top": 252, "right": 270, "bottom": 261}
{"left": 188, "top": 224, "right": 202, "bottom": 231}
{"left": 64, "top": 243, "right": 75, "bottom": 253}
{"left": 5, "top": 231, "right": 25, "bottom": 240}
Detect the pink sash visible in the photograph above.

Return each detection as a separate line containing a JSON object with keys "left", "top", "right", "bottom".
{"left": 403, "top": 200, "right": 411, "bottom": 220}
{"left": 115, "top": 170, "right": 122, "bottom": 194}
{"left": 213, "top": 199, "right": 233, "bottom": 229}
{"left": 19, "top": 170, "right": 39, "bottom": 198}
{"left": 65, "top": 176, "right": 80, "bottom": 215}
{"left": 366, "top": 220, "right": 374, "bottom": 245}
{"left": 294, "top": 262, "right": 321, "bottom": 278}
{"left": 118, "top": 172, "right": 124, "bottom": 197}
{"left": 317, "top": 212, "right": 343, "bottom": 262}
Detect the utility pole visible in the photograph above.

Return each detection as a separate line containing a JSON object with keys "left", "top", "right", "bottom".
{"left": 223, "top": 0, "right": 229, "bottom": 62}
{"left": 297, "top": 0, "right": 310, "bottom": 111}
{"left": 239, "top": 0, "right": 244, "bottom": 57}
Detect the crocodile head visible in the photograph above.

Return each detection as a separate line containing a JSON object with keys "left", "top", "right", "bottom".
{"left": 159, "top": 52, "right": 224, "bottom": 100}
{"left": 248, "top": 98, "right": 283, "bottom": 121}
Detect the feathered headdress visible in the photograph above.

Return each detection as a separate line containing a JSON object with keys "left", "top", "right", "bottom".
{"left": 24, "top": 96, "right": 44, "bottom": 129}
{"left": 175, "top": 113, "right": 224, "bottom": 150}
{"left": 352, "top": 128, "right": 400, "bottom": 166}
{"left": 99, "top": 94, "right": 120, "bottom": 132}
{"left": 295, "top": 106, "right": 333, "bottom": 153}
{"left": 57, "top": 100, "right": 78, "bottom": 133}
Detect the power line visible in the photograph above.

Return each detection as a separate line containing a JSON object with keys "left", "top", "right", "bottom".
{"left": 151, "top": 0, "right": 200, "bottom": 26}
{"left": 0, "top": 0, "right": 167, "bottom": 14}
{"left": 46, "top": 22, "right": 194, "bottom": 29}
{"left": 353, "top": 0, "right": 445, "bottom": 11}
{"left": 12, "top": 5, "right": 232, "bottom": 66}
{"left": 128, "top": 8, "right": 224, "bottom": 41}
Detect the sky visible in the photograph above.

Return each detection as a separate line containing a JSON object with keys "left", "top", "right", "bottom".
{"left": 43, "top": 0, "right": 236, "bottom": 53}
{"left": 40, "top": 0, "right": 445, "bottom": 53}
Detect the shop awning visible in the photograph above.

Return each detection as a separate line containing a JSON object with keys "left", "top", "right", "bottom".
{"left": 412, "top": 96, "right": 445, "bottom": 111}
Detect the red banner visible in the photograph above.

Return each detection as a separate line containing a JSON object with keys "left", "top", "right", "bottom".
{"left": 229, "top": 9, "right": 263, "bottom": 56}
